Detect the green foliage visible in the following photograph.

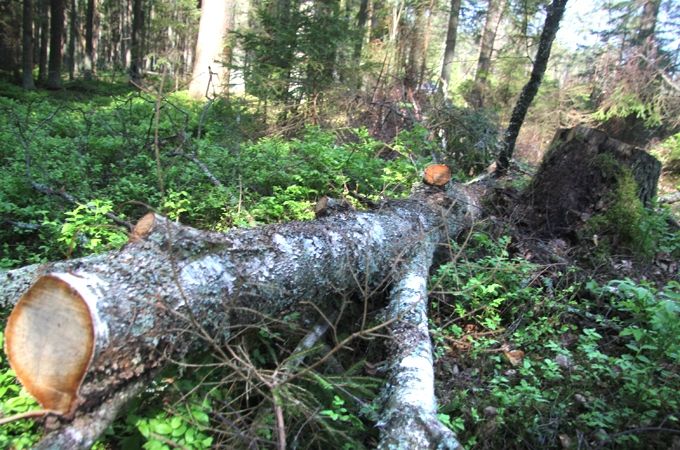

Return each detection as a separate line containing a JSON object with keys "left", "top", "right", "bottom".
{"left": 432, "top": 230, "right": 680, "bottom": 448}
{"left": 582, "top": 157, "right": 679, "bottom": 259}
{"left": 0, "top": 81, "right": 419, "bottom": 267}
{"left": 430, "top": 233, "right": 542, "bottom": 357}
{"left": 592, "top": 86, "right": 664, "bottom": 128}
{"left": 134, "top": 399, "right": 214, "bottom": 450}
{"left": 320, "top": 395, "right": 364, "bottom": 428}
{"left": 653, "top": 132, "right": 680, "bottom": 179}
{"left": 0, "top": 332, "right": 41, "bottom": 449}
{"left": 251, "top": 185, "right": 317, "bottom": 222}
{"left": 237, "top": 0, "right": 353, "bottom": 106}
{"left": 162, "top": 190, "right": 192, "bottom": 222}
{"left": 427, "top": 105, "right": 500, "bottom": 177}
{"left": 590, "top": 279, "right": 680, "bottom": 362}
{"left": 51, "top": 200, "right": 128, "bottom": 257}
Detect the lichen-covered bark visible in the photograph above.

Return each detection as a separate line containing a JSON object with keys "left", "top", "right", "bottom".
{"left": 377, "top": 237, "right": 462, "bottom": 449}
{"left": 1, "top": 183, "right": 482, "bottom": 448}
{"left": 35, "top": 372, "right": 156, "bottom": 449}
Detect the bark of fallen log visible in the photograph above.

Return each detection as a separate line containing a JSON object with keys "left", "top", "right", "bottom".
{"left": 1, "top": 180, "right": 484, "bottom": 448}
{"left": 33, "top": 372, "right": 157, "bottom": 450}
{"left": 377, "top": 236, "right": 462, "bottom": 449}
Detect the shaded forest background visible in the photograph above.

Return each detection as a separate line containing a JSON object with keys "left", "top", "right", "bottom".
{"left": 0, "top": 0, "right": 679, "bottom": 448}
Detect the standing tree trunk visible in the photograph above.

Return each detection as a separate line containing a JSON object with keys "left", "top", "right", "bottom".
{"left": 496, "top": 0, "right": 568, "bottom": 175}
{"left": 404, "top": 0, "right": 426, "bottom": 90}
{"left": 635, "top": 0, "right": 659, "bottom": 47}
{"left": 109, "top": 0, "right": 121, "bottom": 69}
{"left": 188, "top": 0, "right": 231, "bottom": 99}
{"left": 222, "top": 0, "right": 237, "bottom": 92}
{"left": 67, "top": 0, "right": 77, "bottom": 80}
{"left": 469, "top": 0, "right": 506, "bottom": 108}
{"left": 353, "top": 0, "right": 369, "bottom": 70}
{"left": 22, "top": 0, "right": 36, "bottom": 89}
{"left": 37, "top": 0, "right": 49, "bottom": 83}
{"left": 439, "top": 0, "right": 461, "bottom": 94}
{"left": 129, "top": 0, "right": 144, "bottom": 83}
{"left": 83, "top": 0, "right": 95, "bottom": 79}
{"left": 46, "top": 0, "right": 64, "bottom": 89}
{"left": 0, "top": 0, "right": 21, "bottom": 78}
{"left": 417, "top": 0, "right": 435, "bottom": 88}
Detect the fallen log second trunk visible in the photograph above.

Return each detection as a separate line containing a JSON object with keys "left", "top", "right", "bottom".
{"left": 2, "top": 182, "right": 482, "bottom": 448}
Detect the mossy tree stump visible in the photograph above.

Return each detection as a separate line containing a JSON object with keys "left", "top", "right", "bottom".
{"left": 526, "top": 126, "right": 661, "bottom": 237}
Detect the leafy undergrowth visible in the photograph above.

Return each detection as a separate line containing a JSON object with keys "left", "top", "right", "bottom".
{"left": 0, "top": 332, "right": 41, "bottom": 450}
{"left": 430, "top": 230, "right": 680, "bottom": 449}
{"left": 0, "top": 79, "right": 423, "bottom": 267}
{"left": 1, "top": 80, "right": 678, "bottom": 449}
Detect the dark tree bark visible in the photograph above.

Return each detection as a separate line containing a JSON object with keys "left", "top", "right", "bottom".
{"left": 83, "top": 0, "right": 96, "bottom": 79}
{"left": 523, "top": 126, "right": 661, "bottom": 234}
{"left": 22, "top": 0, "right": 36, "bottom": 89}
{"left": 108, "top": 0, "right": 122, "bottom": 69}
{"left": 37, "top": 0, "right": 49, "bottom": 83}
{"left": 46, "top": 0, "right": 65, "bottom": 89}
{"left": 635, "top": 0, "right": 659, "bottom": 47}
{"left": 469, "top": 0, "right": 506, "bottom": 108}
{"left": 67, "top": 0, "right": 78, "bottom": 80}
{"left": 129, "top": 0, "right": 144, "bottom": 83}
{"left": 1, "top": 176, "right": 481, "bottom": 449}
{"left": 0, "top": 0, "right": 21, "bottom": 77}
{"left": 496, "top": 0, "right": 568, "bottom": 175}
{"left": 353, "top": 0, "right": 369, "bottom": 66}
{"left": 439, "top": 0, "right": 461, "bottom": 92}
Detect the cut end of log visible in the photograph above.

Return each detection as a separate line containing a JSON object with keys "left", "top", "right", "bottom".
{"left": 4, "top": 275, "right": 95, "bottom": 414}
{"left": 423, "top": 164, "right": 452, "bottom": 187}
{"left": 130, "top": 212, "right": 157, "bottom": 242}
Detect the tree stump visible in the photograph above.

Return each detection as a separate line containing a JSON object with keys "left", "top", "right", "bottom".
{"left": 526, "top": 126, "right": 661, "bottom": 236}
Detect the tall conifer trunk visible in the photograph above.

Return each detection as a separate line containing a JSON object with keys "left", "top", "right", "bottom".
{"left": 37, "top": 0, "right": 49, "bottom": 83}
{"left": 440, "top": 0, "right": 461, "bottom": 92}
{"left": 22, "top": 0, "right": 36, "bottom": 89}
{"left": 67, "top": 0, "right": 77, "bottom": 80}
{"left": 470, "top": 0, "right": 506, "bottom": 108}
{"left": 188, "top": 0, "right": 231, "bottom": 98}
{"left": 46, "top": 0, "right": 64, "bottom": 89}
{"left": 83, "top": 0, "right": 96, "bottom": 79}
{"left": 129, "top": 0, "right": 144, "bottom": 83}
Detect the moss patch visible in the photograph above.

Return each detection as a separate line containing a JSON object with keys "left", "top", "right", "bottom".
{"left": 582, "top": 161, "right": 646, "bottom": 255}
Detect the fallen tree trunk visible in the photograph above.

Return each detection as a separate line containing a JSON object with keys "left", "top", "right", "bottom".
{"left": 377, "top": 237, "right": 462, "bottom": 449}
{"left": 1, "top": 178, "right": 483, "bottom": 448}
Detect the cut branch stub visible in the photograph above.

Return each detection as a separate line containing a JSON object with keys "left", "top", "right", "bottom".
{"left": 423, "top": 164, "right": 452, "bottom": 187}
{"left": 4, "top": 274, "right": 102, "bottom": 414}
{"left": 129, "top": 212, "right": 156, "bottom": 242}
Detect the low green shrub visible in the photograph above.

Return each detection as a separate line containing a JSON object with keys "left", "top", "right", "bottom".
{"left": 432, "top": 231, "right": 680, "bottom": 449}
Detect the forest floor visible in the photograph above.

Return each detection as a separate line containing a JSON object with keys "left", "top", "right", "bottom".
{"left": 0, "top": 79, "right": 678, "bottom": 449}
